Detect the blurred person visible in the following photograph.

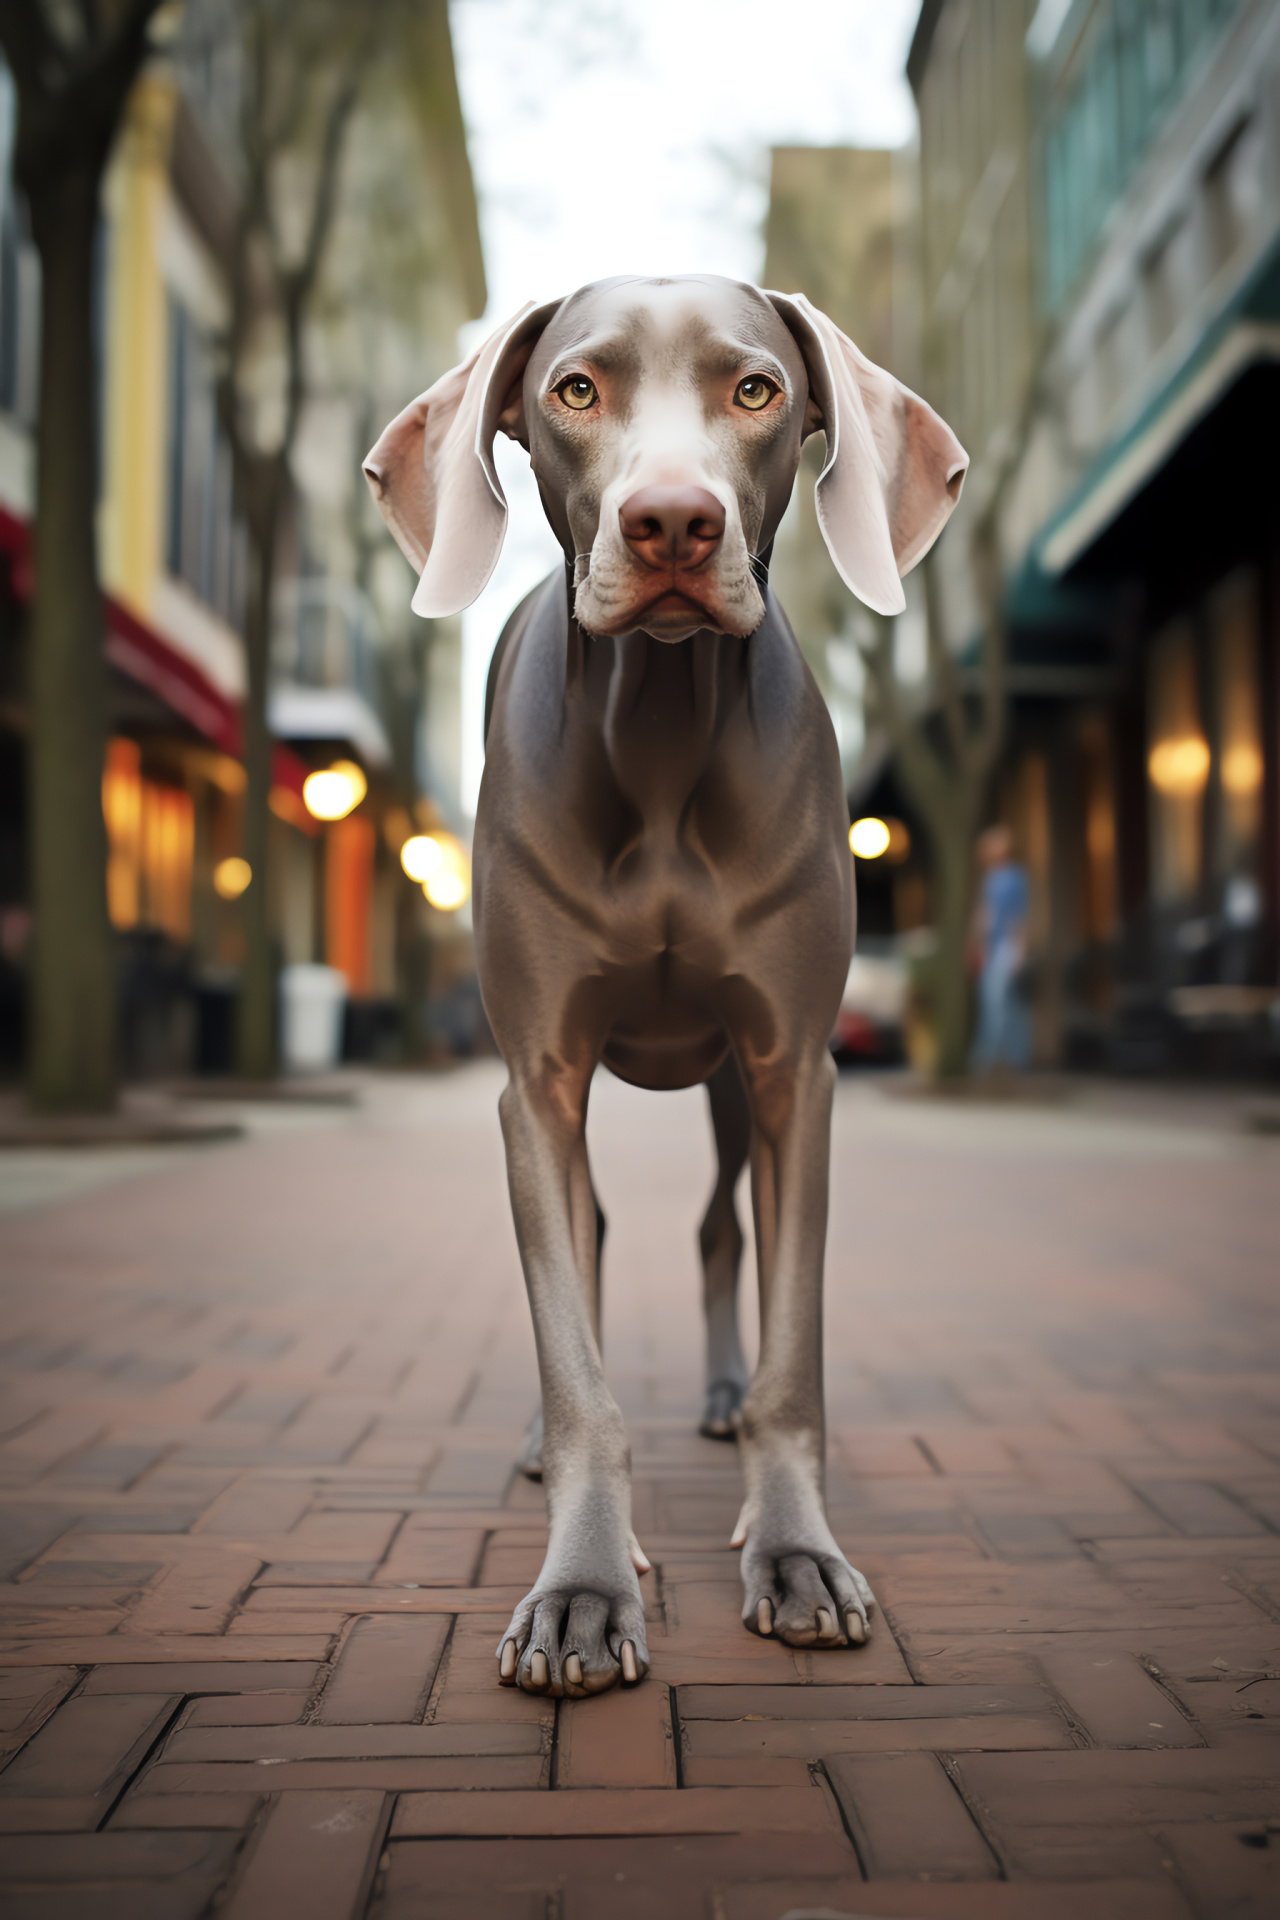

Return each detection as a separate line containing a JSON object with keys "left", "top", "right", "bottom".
{"left": 969, "top": 824, "right": 1030, "bottom": 1072}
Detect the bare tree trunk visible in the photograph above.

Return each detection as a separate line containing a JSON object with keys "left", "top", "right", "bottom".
{"left": 862, "top": 551, "right": 1005, "bottom": 1080}
{"left": 1, "top": 0, "right": 164, "bottom": 1110}
{"left": 26, "top": 160, "right": 115, "bottom": 1110}
{"left": 235, "top": 465, "right": 283, "bottom": 1077}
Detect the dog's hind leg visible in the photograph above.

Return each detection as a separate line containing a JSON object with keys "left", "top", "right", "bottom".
{"left": 519, "top": 1180, "right": 605, "bottom": 1480}
{"left": 699, "top": 1052, "right": 751, "bottom": 1438}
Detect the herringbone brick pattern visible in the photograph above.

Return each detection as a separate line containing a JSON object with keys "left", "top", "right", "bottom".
{"left": 0, "top": 1065, "right": 1276, "bottom": 1917}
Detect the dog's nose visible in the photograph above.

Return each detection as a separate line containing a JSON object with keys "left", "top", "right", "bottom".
{"left": 619, "top": 486, "right": 725, "bottom": 569}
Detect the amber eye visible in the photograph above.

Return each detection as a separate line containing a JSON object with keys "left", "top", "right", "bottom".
{"left": 734, "top": 375, "right": 777, "bottom": 411}
{"left": 557, "top": 376, "right": 598, "bottom": 410}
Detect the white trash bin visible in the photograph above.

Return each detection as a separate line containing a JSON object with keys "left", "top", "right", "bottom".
{"left": 280, "top": 964, "right": 347, "bottom": 1072}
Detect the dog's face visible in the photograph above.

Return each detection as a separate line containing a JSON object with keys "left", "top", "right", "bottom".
{"left": 364, "top": 276, "right": 968, "bottom": 631}
{"left": 511, "top": 277, "right": 810, "bottom": 643}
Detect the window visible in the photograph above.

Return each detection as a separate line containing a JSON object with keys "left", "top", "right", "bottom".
{"left": 1147, "top": 619, "right": 1208, "bottom": 905}
{"left": 102, "top": 737, "right": 195, "bottom": 941}
{"left": 165, "top": 295, "right": 244, "bottom": 627}
{"left": 1042, "top": 0, "right": 1246, "bottom": 307}
{"left": 1207, "top": 569, "right": 1263, "bottom": 888}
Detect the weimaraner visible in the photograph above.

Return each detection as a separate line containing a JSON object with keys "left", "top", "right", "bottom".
{"left": 365, "top": 276, "right": 966, "bottom": 1699}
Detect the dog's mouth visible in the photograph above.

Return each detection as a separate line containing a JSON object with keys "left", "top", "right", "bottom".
{"left": 606, "top": 575, "right": 735, "bottom": 639}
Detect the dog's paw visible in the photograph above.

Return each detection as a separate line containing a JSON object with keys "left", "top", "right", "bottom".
{"left": 740, "top": 1539, "right": 875, "bottom": 1649}
{"left": 496, "top": 1580, "right": 649, "bottom": 1697}
{"left": 699, "top": 1378, "right": 744, "bottom": 1440}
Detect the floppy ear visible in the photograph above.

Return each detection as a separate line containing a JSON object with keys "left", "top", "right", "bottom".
{"left": 363, "top": 298, "right": 563, "bottom": 619}
{"left": 766, "top": 291, "right": 968, "bottom": 617}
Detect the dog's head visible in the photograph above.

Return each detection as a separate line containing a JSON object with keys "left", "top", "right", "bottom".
{"left": 364, "top": 275, "right": 967, "bottom": 639}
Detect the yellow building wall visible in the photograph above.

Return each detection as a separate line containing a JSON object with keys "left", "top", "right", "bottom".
{"left": 98, "top": 71, "right": 176, "bottom": 619}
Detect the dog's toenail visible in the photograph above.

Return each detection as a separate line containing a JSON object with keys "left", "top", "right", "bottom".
{"left": 817, "top": 1606, "right": 834, "bottom": 1638}
{"left": 564, "top": 1652, "right": 583, "bottom": 1686}
{"left": 499, "top": 1640, "right": 517, "bottom": 1681}
{"left": 846, "top": 1610, "right": 867, "bottom": 1644}
{"left": 620, "top": 1640, "right": 639, "bottom": 1683}
{"left": 530, "top": 1650, "right": 549, "bottom": 1688}
{"left": 757, "top": 1598, "right": 773, "bottom": 1635}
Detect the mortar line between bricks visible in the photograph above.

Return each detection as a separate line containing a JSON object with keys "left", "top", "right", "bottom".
{"left": 877, "top": 1604, "right": 921, "bottom": 1681}
{"left": 549, "top": 1694, "right": 563, "bottom": 1789}
{"left": 422, "top": 1613, "right": 461, "bottom": 1724}
{"left": 127, "top": 1439, "right": 179, "bottom": 1492}
{"left": 668, "top": 1683, "right": 685, "bottom": 1788}
{"left": 1223, "top": 1568, "right": 1280, "bottom": 1623}
{"left": 448, "top": 1369, "right": 481, "bottom": 1424}
{"left": 1137, "top": 1651, "right": 1213, "bottom": 1744}
{"left": 96, "top": 1694, "right": 187, "bottom": 1831}
{"left": 339, "top": 1417, "right": 380, "bottom": 1464}
{"left": 307, "top": 1612, "right": 366, "bottom": 1720}
{"left": 937, "top": 1753, "right": 1008, "bottom": 1881}
{"left": 1032, "top": 1667, "right": 1096, "bottom": 1748}
{"left": 355, "top": 1792, "right": 395, "bottom": 1919}
{"left": 810, "top": 1759, "right": 867, "bottom": 1878}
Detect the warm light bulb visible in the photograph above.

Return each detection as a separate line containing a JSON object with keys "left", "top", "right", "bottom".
{"left": 1222, "top": 743, "right": 1263, "bottom": 797}
{"left": 424, "top": 869, "right": 468, "bottom": 911}
{"left": 401, "top": 834, "right": 444, "bottom": 882}
{"left": 1148, "top": 737, "right": 1210, "bottom": 797}
{"left": 419, "top": 830, "right": 471, "bottom": 911}
{"left": 303, "top": 760, "right": 367, "bottom": 821}
{"left": 849, "top": 817, "right": 892, "bottom": 859}
{"left": 213, "top": 855, "right": 251, "bottom": 899}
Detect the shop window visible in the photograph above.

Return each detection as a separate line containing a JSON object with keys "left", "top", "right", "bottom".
{"left": 1207, "top": 568, "right": 1263, "bottom": 895}
{"left": 326, "top": 815, "right": 375, "bottom": 994}
{"left": 1147, "top": 619, "right": 1208, "bottom": 904}
{"left": 103, "top": 738, "right": 142, "bottom": 929}
{"left": 102, "top": 736, "right": 194, "bottom": 941}
{"left": 1078, "top": 713, "right": 1117, "bottom": 941}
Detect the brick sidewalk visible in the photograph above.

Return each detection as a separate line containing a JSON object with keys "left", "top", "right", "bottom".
{"left": 0, "top": 1065, "right": 1276, "bottom": 1917}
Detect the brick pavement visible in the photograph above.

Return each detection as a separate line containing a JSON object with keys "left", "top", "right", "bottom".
{"left": 0, "top": 1064, "right": 1276, "bottom": 1917}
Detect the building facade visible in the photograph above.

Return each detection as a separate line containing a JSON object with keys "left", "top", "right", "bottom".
{"left": 0, "top": 0, "right": 485, "bottom": 1076}
{"left": 908, "top": 0, "right": 1280, "bottom": 1070}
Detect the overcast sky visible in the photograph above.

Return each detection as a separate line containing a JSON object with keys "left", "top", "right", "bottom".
{"left": 447, "top": 0, "right": 920, "bottom": 813}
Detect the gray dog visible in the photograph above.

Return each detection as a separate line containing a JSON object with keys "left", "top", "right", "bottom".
{"left": 365, "top": 276, "right": 966, "bottom": 1700}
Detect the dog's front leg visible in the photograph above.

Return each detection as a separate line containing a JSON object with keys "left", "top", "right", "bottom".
{"left": 734, "top": 1042, "right": 876, "bottom": 1650}
{"left": 495, "top": 1066, "right": 649, "bottom": 1698}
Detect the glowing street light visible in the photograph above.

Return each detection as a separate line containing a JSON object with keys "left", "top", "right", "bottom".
{"left": 849, "top": 816, "right": 892, "bottom": 860}
{"left": 425, "top": 866, "right": 468, "bottom": 911}
{"left": 213, "top": 855, "right": 251, "bottom": 899}
{"left": 1148, "top": 737, "right": 1209, "bottom": 797}
{"left": 400, "top": 834, "right": 444, "bottom": 882}
{"left": 402, "top": 829, "right": 470, "bottom": 911}
{"left": 303, "top": 760, "right": 367, "bottom": 821}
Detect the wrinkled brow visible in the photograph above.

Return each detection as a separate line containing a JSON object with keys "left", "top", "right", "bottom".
{"left": 544, "top": 334, "right": 642, "bottom": 384}
{"left": 694, "top": 337, "right": 792, "bottom": 385}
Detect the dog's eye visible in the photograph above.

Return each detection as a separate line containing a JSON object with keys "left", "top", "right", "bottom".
{"left": 734, "top": 376, "right": 777, "bottom": 412}
{"left": 557, "top": 376, "right": 598, "bottom": 411}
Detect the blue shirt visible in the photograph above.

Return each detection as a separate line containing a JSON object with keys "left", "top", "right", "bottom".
{"left": 982, "top": 862, "right": 1028, "bottom": 955}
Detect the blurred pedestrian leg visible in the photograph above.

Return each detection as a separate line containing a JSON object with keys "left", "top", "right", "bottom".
{"left": 970, "top": 825, "right": 1031, "bottom": 1072}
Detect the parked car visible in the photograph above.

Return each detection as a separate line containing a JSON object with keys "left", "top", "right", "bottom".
{"left": 830, "top": 942, "right": 909, "bottom": 1066}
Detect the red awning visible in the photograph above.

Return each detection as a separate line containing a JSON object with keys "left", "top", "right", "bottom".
{"left": 0, "top": 506, "right": 308, "bottom": 795}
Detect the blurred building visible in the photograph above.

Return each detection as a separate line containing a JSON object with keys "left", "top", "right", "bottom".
{"left": 0, "top": 0, "right": 485, "bottom": 1076}
{"left": 907, "top": 0, "right": 1280, "bottom": 1071}
{"left": 763, "top": 146, "right": 935, "bottom": 943}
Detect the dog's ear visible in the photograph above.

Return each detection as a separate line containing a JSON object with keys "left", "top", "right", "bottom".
{"left": 766, "top": 291, "right": 968, "bottom": 617}
{"left": 363, "top": 299, "right": 562, "bottom": 619}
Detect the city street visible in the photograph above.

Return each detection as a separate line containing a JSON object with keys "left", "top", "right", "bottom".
{"left": 0, "top": 1065, "right": 1277, "bottom": 1917}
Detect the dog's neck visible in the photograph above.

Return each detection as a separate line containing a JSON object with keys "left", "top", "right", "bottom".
{"left": 559, "top": 562, "right": 763, "bottom": 834}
